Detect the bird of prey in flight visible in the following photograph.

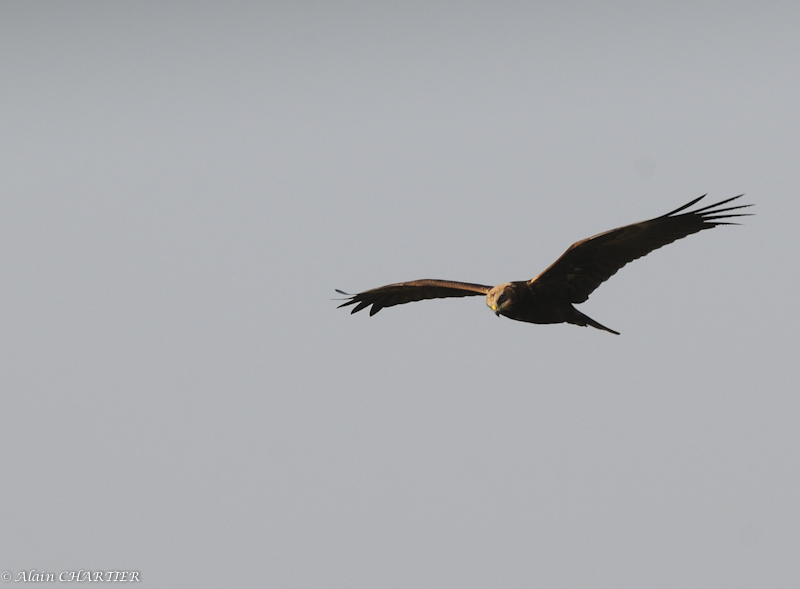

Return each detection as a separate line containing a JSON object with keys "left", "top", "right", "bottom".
{"left": 336, "top": 195, "right": 752, "bottom": 334}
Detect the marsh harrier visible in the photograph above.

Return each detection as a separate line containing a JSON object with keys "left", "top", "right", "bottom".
{"left": 337, "top": 195, "right": 751, "bottom": 334}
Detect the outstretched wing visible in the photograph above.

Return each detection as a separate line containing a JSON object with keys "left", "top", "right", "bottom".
{"left": 336, "top": 279, "right": 493, "bottom": 316}
{"left": 529, "top": 195, "right": 753, "bottom": 303}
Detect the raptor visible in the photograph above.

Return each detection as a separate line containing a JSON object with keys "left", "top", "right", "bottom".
{"left": 337, "top": 195, "right": 752, "bottom": 334}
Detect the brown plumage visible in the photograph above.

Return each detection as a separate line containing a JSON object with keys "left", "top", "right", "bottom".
{"left": 337, "top": 195, "right": 752, "bottom": 334}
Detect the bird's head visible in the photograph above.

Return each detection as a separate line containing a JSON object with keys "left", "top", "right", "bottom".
{"left": 486, "top": 283, "right": 516, "bottom": 317}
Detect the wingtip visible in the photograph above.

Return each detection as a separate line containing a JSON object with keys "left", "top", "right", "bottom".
{"left": 334, "top": 289, "right": 357, "bottom": 306}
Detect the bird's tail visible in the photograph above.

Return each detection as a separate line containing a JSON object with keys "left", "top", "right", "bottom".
{"left": 570, "top": 308, "right": 620, "bottom": 335}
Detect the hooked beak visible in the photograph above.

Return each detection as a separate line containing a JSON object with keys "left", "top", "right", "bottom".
{"left": 490, "top": 304, "right": 499, "bottom": 317}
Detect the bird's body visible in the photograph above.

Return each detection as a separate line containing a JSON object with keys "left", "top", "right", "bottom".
{"left": 486, "top": 281, "right": 621, "bottom": 333}
{"left": 337, "top": 195, "right": 752, "bottom": 334}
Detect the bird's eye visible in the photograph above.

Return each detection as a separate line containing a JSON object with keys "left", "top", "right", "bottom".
{"left": 497, "top": 294, "right": 505, "bottom": 305}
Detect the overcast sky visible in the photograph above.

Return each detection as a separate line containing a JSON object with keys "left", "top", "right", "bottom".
{"left": 2, "top": 2, "right": 799, "bottom": 587}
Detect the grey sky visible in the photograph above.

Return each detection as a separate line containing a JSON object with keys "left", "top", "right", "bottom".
{"left": 1, "top": 2, "right": 798, "bottom": 587}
